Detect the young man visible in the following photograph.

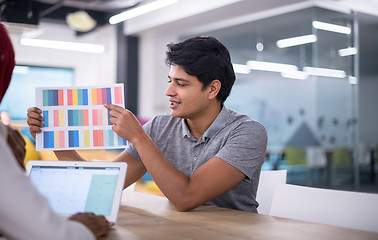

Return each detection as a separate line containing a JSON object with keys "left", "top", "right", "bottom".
{"left": 27, "top": 36, "right": 267, "bottom": 213}
{"left": 0, "top": 22, "right": 110, "bottom": 240}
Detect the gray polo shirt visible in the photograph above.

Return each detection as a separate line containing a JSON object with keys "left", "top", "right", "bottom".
{"left": 126, "top": 106, "right": 267, "bottom": 212}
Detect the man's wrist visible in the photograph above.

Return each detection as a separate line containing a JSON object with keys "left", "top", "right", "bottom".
{"left": 131, "top": 131, "right": 151, "bottom": 147}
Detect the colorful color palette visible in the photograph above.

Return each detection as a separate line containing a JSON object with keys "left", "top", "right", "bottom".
{"left": 114, "top": 86, "right": 123, "bottom": 104}
{"left": 43, "top": 89, "right": 64, "bottom": 106}
{"left": 67, "top": 89, "right": 88, "bottom": 106}
{"left": 43, "top": 110, "right": 64, "bottom": 127}
{"left": 93, "top": 129, "right": 127, "bottom": 147}
{"left": 43, "top": 110, "right": 49, "bottom": 127}
{"left": 43, "top": 131, "right": 65, "bottom": 148}
{"left": 54, "top": 110, "right": 65, "bottom": 127}
{"left": 68, "top": 110, "right": 89, "bottom": 126}
{"left": 36, "top": 84, "right": 126, "bottom": 150}
{"left": 92, "top": 109, "right": 112, "bottom": 126}
{"left": 92, "top": 88, "right": 111, "bottom": 105}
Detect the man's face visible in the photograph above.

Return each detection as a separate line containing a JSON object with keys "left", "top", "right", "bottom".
{"left": 165, "top": 65, "right": 211, "bottom": 120}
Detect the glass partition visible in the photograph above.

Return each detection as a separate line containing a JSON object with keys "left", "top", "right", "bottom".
{"left": 185, "top": 7, "right": 371, "bottom": 191}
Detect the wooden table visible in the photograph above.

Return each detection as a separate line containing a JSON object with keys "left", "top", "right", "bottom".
{"left": 103, "top": 191, "right": 378, "bottom": 240}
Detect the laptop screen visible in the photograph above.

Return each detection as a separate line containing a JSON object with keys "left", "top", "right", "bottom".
{"left": 29, "top": 165, "right": 121, "bottom": 216}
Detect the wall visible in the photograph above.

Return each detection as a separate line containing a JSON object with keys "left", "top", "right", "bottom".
{"left": 10, "top": 21, "right": 117, "bottom": 87}
{"left": 359, "top": 76, "right": 378, "bottom": 147}
{"left": 8, "top": 1, "right": 377, "bottom": 148}
{"left": 127, "top": 0, "right": 306, "bottom": 118}
{"left": 137, "top": 30, "right": 179, "bottom": 119}
{"left": 129, "top": 0, "right": 378, "bottom": 150}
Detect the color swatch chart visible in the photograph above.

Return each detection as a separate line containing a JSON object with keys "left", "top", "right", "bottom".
{"left": 35, "top": 84, "right": 127, "bottom": 151}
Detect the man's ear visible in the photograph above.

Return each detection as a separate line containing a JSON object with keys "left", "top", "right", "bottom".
{"left": 208, "top": 79, "right": 221, "bottom": 100}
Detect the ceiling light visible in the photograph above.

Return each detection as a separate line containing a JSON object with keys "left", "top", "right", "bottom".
{"left": 20, "top": 38, "right": 105, "bottom": 54}
{"left": 109, "top": 0, "right": 179, "bottom": 25}
{"left": 281, "top": 71, "right": 309, "bottom": 80}
{"left": 66, "top": 11, "right": 96, "bottom": 32}
{"left": 233, "top": 64, "right": 251, "bottom": 74}
{"left": 338, "top": 47, "right": 357, "bottom": 57}
{"left": 256, "top": 42, "right": 264, "bottom": 52}
{"left": 348, "top": 76, "right": 358, "bottom": 84}
{"left": 276, "top": 34, "right": 317, "bottom": 48}
{"left": 247, "top": 60, "right": 298, "bottom": 73}
{"left": 303, "top": 67, "right": 346, "bottom": 78}
{"left": 312, "top": 21, "right": 351, "bottom": 34}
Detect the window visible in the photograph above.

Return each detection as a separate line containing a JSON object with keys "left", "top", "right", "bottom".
{"left": 0, "top": 65, "right": 74, "bottom": 120}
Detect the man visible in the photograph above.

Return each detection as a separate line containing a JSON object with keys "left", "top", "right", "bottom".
{"left": 0, "top": 22, "right": 110, "bottom": 240}
{"left": 27, "top": 36, "right": 267, "bottom": 213}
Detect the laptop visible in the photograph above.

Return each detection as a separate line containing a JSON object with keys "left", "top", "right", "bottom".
{"left": 25, "top": 160, "right": 127, "bottom": 226}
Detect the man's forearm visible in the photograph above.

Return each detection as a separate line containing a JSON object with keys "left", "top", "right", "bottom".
{"left": 54, "top": 150, "right": 85, "bottom": 161}
{"left": 132, "top": 133, "right": 191, "bottom": 207}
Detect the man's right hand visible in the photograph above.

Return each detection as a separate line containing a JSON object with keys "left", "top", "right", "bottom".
{"left": 26, "top": 107, "right": 43, "bottom": 140}
{"left": 69, "top": 212, "right": 110, "bottom": 239}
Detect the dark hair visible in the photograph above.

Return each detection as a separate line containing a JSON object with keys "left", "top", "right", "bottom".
{"left": 165, "top": 36, "right": 235, "bottom": 103}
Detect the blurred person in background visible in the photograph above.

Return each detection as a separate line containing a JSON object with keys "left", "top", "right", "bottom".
{"left": 0, "top": 22, "right": 110, "bottom": 240}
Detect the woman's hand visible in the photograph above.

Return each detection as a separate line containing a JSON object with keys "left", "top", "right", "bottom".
{"left": 26, "top": 107, "right": 43, "bottom": 139}
{"left": 69, "top": 212, "right": 110, "bottom": 238}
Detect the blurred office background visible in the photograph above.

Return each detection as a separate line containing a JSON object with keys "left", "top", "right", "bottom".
{"left": 1, "top": 0, "right": 377, "bottom": 193}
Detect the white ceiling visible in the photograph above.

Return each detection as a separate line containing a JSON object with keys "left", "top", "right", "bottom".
{"left": 123, "top": 0, "right": 378, "bottom": 35}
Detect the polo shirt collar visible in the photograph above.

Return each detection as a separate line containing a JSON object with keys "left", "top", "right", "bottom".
{"left": 181, "top": 105, "right": 230, "bottom": 141}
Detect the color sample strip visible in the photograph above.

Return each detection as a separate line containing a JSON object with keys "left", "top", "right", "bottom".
{"left": 72, "top": 89, "right": 78, "bottom": 106}
{"left": 78, "top": 110, "right": 83, "bottom": 126}
{"left": 48, "top": 111, "right": 54, "bottom": 128}
{"left": 43, "top": 131, "right": 54, "bottom": 148}
{"left": 97, "top": 88, "right": 102, "bottom": 106}
{"left": 92, "top": 88, "right": 97, "bottom": 105}
{"left": 103, "top": 129, "right": 109, "bottom": 147}
{"left": 68, "top": 110, "right": 89, "bottom": 126}
{"left": 114, "top": 86, "right": 122, "bottom": 104}
{"left": 84, "top": 130, "right": 90, "bottom": 147}
{"left": 79, "top": 130, "right": 91, "bottom": 147}
{"left": 92, "top": 109, "right": 98, "bottom": 126}
{"left": 58, "top": 131, "right": 65, "bottom": 148}
{"left": 73, "top": 109, "right": 78, "bottom": 126}
{"left": 53, "top": 131, "right": 65, "bottom": 148}
{"left": 53, "top": 110, "right": 64, "bottom": 127}
{"left": 43, "top": 110, "right": 49, "bottom": 127}
{"left": 68, "top": 89, "right": 88, "bottom": 106}
{"left": 107, "top": 109, "right": 112, "bottom": 125}
{"left": 105, "top": 88, "right": 111, "bottom": 104}
{"left": 102, "top": 88, "right": 107, "bottom": 105}
{"left": 92, "top": 129, "right": 116, "bottom": 147}
{"left": 59, "top": 110, "right": 64, "bottom": 126}
{"left": 68, "top": 110, "right": 73, "bottom": 126}
{"left": 68, "top": 130, "right": 79, "bottom": 147}
{"left": 92, "top": 88, "right": 112, "bottom": 105}
{"left": 102, "top": 109, "right": 108, "bottom": 126}
{"left": 43, "top": 90, "right": 48, "bottom": 106}
{"left": 80, "top": 89, "right": 88, "bottom": 105}
{"left": 78, "top": 89, "right": 83, "bottom": 105}
{"left": 117, "top": 135, "right": 127, "bottom": 146}
{"left": 43, "top": 90, "right": 64, "bottom": 106}
{"left": 83, "top": 110, "right": 89, "bottom": 126}
{"left": 107, "top": 129, "right": 114, "bottom": 146}
{"left": 67, "top": 89, "right": 73, "bottom": 106}
{"left": 58, "top": 90, "right": 64, "bottom": 106}
{"left": 53, "top": 110, "right": 59, "bottom": 127}
{"left": 93, "top": 130, "right": 104, "bottom": 147}
{"left": 43, "top": 131, "right": 65, "bottom": 149}
{"left": 92, "top": 109, "right": 110, "bottom": 126}
{"left": 98, "top": 109, "right": 104, "bottom": 125}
